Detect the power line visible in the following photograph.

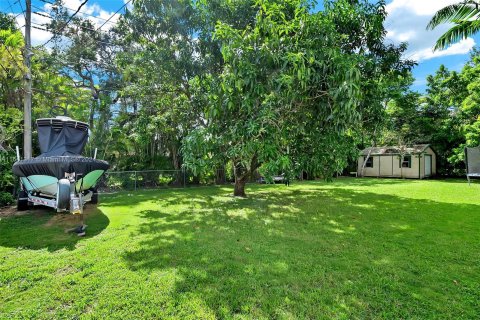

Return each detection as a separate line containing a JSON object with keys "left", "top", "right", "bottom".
{"left": 17, "top": 0, "right": 26, "bottom": 21}
{"left": 4, "top": 0, "right": 17, "bottom": 14}
{"left": 32, "top": 24, "right": 48, "bottom": 32}
{"left": 96, "top": 0, "right": 131, "bottom": 31}
{"left": 32, "top": 11, "right": 117, "bottom": 46}
{"left": 38, "top": 0, "right": 116, "bottom": 25}
{"left": 40, "top": 0, "right": 89, "bottom": 47}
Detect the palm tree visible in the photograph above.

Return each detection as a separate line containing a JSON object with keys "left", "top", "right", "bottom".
{"left": 427, "top": 1, "right": 480, "bottom": 51}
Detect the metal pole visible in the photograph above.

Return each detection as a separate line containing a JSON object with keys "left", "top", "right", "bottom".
{"left": 23, "top": 0, "right": 32, "bottom": 159}
{"left": 134, "top": 171, "right": 137, "bottom": 191}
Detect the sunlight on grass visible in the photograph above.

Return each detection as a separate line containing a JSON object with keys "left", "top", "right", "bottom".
{"left": 1, "top": 178, "right": 479, "bottom": 318}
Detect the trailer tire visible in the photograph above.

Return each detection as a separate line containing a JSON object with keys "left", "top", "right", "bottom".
{"left": 90, "top": 190, "right": 98, "bottom": 204}
{"left": 17, "top": 190, "right": 29, "bottom": 211}
{"left": 57, "top": 179, "right": 71, "bottom": 211}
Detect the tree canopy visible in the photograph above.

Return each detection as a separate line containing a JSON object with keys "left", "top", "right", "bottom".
{"left": 3, "top": 0, "right": 478, "bottom": 199}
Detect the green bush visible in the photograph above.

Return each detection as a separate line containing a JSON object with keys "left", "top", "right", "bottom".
{"left": 0, "top": 191, "right": 14, "bottom": 207}
{"left": 0, "top": 152, "right": 16, "bottom": 192}
{"left": 158, "top": 174, "right": 173, "bottom": 186}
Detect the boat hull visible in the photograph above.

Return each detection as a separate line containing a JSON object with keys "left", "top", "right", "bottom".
{"left": 20, "top": 169, "right": 106, "bottom": 196}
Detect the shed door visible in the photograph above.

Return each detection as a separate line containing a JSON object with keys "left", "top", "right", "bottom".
{"left": 425, "top": 155, "right": 432, "bottom": 177}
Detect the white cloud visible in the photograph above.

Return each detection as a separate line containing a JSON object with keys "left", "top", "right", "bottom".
{"left": 410, "top": 38, "right": 475, "bottom": 61}
{"left": 386, "top": 0, "right": 459, "bottom": 16}
{"left": 385, "top": 0, "right": 475, "bottom": 62}
{"left": 15, "top": 13, "right": 52, "bottom": 46}
{"left": 413, "top": 79, "right": 427, "bottom": 88}
{"left": 16, "top": 0, "right": 122, "bottom": 46}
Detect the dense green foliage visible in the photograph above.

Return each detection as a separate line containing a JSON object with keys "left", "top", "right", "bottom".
{"left": 1, "top": 0, "right": 480, "bottom": 198}
{"left": 0, "top": 12, "right": 93, "bottom": 194}
{"left": 383, "top": 52, "right": 480, "bottom": 176}
{"left": 1, "top": 0, "right": 415, "bottom": 197}
{"left": 1, "top": 179, "right": 479, "bottom": 318}
{"left": 183, "top": 0, "right": 412, "bottom": 195}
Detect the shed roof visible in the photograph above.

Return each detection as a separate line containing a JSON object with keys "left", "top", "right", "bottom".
{"left": 360, "top": 144, "right": 431, "bottom": 156}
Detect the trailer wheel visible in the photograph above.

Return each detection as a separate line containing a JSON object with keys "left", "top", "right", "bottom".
{"left": 90, "top": 189, "right": 98, "bottom": 204}
{"left": 17, "top": 190, "right": 29, "bottom": 211}
{"left": 57, "top": 179, "right": 71, "bottom": 211}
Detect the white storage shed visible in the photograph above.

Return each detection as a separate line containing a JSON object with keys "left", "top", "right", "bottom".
{"left": 358, "top": 144, "right": 436, "bottom": 179}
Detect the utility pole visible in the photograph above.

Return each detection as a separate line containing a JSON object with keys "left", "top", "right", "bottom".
{"left": 23, "top": 0, "right": 32, "bottom": 159}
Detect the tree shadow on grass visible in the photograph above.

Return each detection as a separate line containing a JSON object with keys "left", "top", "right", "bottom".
{"left": 98, "top": 177, "right": 410, "bottom": 208}
{"left": 120, "top": 186, "right": 480, "bottom": 318}
{"left": 0, "top": 205, "right": 109, "bottom": 252}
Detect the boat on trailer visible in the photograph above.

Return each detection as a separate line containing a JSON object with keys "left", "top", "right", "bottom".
{"left": 12, "top": 116, "right": 109, "bottom": 213}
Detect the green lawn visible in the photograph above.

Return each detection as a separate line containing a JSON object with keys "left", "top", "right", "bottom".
{"left": 1, "top": 178, "right": 479, "bottom": 319}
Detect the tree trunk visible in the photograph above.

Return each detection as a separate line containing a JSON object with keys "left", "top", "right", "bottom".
{"left": 170, "top": 145, "right": 182, "bottom": 186}
{"left": 360, "top": 148, "right": 373, "bottom": 177}
{"left": 232, "top": 155, "right": 259, "bottom": 197}
{"left": 233, "top": 176, "right": 247, "bottom": 197}
{"left": 89, "top": 99, "right": 95, "bottom": 130}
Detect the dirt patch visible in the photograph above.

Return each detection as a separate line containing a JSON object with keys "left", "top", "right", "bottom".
{"left": 44, "top": 214, "right": 79, "bottom": 227}
{"left": 0, "top": 205, "right": 28, "bottom": 217}
{"left": 1, "top": 204, "right": 97, "bottom": 229}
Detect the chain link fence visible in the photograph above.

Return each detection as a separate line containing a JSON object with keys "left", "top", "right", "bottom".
{"left": 96, "top": 169, "right": 235, "bottom": 192}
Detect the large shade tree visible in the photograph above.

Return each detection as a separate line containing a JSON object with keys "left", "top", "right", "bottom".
{"left": 312, "top": 0, "right": 415, "bottom": 178}
{"left": 183, "top": 0, "right": 365, "bottom": 197}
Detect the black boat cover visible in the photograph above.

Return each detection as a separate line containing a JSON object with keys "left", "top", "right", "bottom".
{"left": 13, "top": 117, "right": 109, "bottom": 179}
{"left": 37, "top": 118, "right": 89, "bottom": 157}
{"left": 13, "top": 156, "right": 109, "bottom": 179}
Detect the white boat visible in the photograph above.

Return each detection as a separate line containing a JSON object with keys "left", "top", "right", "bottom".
{"left": 12, "top": 116, "right": 109, "bottom": 213}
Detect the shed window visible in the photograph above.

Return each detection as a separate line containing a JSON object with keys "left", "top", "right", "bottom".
{"left": 400, "top": 155, "right": 412, "bottom": 168}
{"left": 364, "top": 156, "right": 374, "bottom": 168}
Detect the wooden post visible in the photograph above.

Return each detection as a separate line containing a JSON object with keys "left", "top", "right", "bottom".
{"left": 23, "top": 0, "right": 32, "bottom": 159}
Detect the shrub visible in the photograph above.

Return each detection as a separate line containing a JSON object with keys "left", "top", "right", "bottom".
{"left": 0, "top": 191, "right": 14, "bottom": 207}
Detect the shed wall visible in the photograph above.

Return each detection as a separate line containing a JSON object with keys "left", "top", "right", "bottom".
{"left": 357, "top": 156, "right": 380, "bottom": 177}
{"left": 357, "top": 146, "right": 437, "bottom": 178}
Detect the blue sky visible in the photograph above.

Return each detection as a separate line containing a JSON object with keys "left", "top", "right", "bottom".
{"left": 1, "top": 0, "right": 477, "bottom": 93}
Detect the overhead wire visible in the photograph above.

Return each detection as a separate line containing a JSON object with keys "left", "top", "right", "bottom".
{"left": 1, "top": 1, "right": 140, "bottom": 102}
{"left": 40, "top": 0, "right": 89, "bottom": 47}
{"left": 31, "top": 13, "right": 118, "bottom": 47}
{"left": 4, "top": 0, "right": 18, "bottom": 14}
{"left": 31, "top": 4, "right": 121, "bottom": 48}
{"left": 16, "top": 0, "right": 26, "bottom": 21}
{"left": 96, "top": 0, "right": 131, "bottom": 31}
{"left": 38, "top": 0, "right": 116, "bottom": 25}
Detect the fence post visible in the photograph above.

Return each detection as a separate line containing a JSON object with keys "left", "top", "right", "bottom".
{"left": 134, "top": 171, "right": 137, "bottom": 191}
{"left": 183, "top": 168, "right": 186, "bottom": 188}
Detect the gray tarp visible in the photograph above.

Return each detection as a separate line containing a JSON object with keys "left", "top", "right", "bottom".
{"left": 37, "top": 119, "right": 89, "bottom": 157}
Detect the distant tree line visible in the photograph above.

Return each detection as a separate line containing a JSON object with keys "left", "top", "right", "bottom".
{"left": 383, "top": 51, "right": 480, "bottom": 176}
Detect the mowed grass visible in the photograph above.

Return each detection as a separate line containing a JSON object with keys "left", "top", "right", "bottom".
{"left": 1, "top": 178, "right": 479, "bottom": 319}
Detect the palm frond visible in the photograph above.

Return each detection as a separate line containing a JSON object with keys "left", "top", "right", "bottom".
{"left": 427, "top": 1, "right": 480, "bottom": 30}
{"left": 433, "top": 20, "right": 480, "bottom": 50}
